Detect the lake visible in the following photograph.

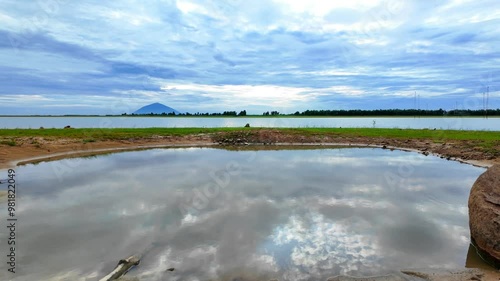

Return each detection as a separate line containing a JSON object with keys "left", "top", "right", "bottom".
{"left": 0, "top": 147, "right": 486, "bottom": 281}
{"left": 1, "top": 116, "right": 499, "bottom": 130}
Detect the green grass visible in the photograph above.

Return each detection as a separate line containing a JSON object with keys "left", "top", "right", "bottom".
{"left": 0, "top": 127, "right": 498, "bottom": 142}
{"left": 0, "top": 128, "right": 246, "bottom": 140}
{"left": 0, "top": 140, "right": 17, "bottom": 146}
{"left": 1, "top": 128, "right": 498, "bottom": 156}
{"left": 279, "top": 128, "right": 500, "bottom": 141}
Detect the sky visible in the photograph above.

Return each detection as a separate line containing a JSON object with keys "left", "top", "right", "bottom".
{"left": 0, "top": 0, "right": 498, "bottom": 115}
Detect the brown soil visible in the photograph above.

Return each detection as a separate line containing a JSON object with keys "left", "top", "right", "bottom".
{"left": 0, "top": 133, "right": 213, "bottom": 169}
{"left": 0, "top": 129, "right": 499, "bottom": 169}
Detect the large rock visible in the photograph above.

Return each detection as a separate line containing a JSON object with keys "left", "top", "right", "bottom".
{"left": 469, "top": 164, "right": 500, "bottom": 268}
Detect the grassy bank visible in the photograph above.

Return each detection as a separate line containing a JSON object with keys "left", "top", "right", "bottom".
{"left": 284, "top": 128, "right": 500, "bottom": 141}
{"left": 0, "top": 128, "right": 498, "bottom": 167}
{"left": 0, "top": 127, "right": 498, "bottom": 142}
{"left": 0, "top": 128, "right": 240, "bottom": 140}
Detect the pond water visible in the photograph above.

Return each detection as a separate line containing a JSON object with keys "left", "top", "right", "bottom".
{"left": 1, "top": 116, "right": 499, "bottom": 130}
{"left": 0, "top": 148, "right": 486, "bottom": 281}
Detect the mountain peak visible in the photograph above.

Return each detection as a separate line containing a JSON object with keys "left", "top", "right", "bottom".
{"left": 133, "top": 102, "right": 180, "bottom": 115}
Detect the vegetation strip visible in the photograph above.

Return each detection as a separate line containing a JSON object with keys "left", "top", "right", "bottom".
{"left": 0, "top": 128, "right": 498, "bottom": 169}
{"left": 0, "top": 127, "right": 498, "bottom": 141}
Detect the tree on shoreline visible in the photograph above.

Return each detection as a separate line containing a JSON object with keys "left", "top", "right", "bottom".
{"left": 126, "top": 108, "right": 500, "bottom": 117}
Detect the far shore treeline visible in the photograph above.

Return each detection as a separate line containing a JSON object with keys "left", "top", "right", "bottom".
{"left": 4, "top": 108, "right": 500, "bottom": 118}
{"left": 119, "top": 108, "right": 500, "bottom": 117}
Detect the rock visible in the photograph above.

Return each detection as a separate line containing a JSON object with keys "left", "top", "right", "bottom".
{"left": 115, "top": 277, "right": 139, "bottom": 281}
{"left": 327, "top": 269, "right": 486, "bottom": 281}
{"left": 469, "top": 164, "right": 500, "bottom": 269}
{"left": 402, "top": 268, "right": 484, "bottom": 281}
{"left": 245, "top": 123, "right": 250, "bottom": 127}
{"left": 64, "top": 125, "right": 71, "bottom": 129}
{"left": 327, "top": 274, "right": 405, "bottom": 280}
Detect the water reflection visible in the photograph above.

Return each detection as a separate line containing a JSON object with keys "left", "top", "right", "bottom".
{"left": 0, "top": 148, "right": 485, "bottom": 281}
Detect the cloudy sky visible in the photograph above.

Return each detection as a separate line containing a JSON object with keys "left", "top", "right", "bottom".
{"left": 0, "top": 0, "right": 498, "bottom": 114}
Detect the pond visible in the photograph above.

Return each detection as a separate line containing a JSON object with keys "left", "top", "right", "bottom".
{"left": 0, "top": 148, "right": 486, "bottom": 281}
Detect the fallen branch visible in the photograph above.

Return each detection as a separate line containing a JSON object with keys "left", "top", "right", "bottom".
{"left": 99, "top": 255, "right": 141, "bottom": 281}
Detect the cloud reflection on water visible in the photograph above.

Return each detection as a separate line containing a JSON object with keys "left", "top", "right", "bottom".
{"left": 2, "top": 148, "right": 485, "bottom": 281}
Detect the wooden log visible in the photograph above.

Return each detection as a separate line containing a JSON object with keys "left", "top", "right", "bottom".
{"left": 99, "top": 255, "right": 141, "bottom": 281}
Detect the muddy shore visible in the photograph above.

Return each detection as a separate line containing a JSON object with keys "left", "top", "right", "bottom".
{"left": 1, "top": 129, "right": 498, "bottom": 169}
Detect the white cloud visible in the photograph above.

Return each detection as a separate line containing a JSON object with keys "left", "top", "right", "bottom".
{"left": 0, "top": 49, "right": 104, "bottom": 74}
{"left": 160, "top": 83, "right": 317, "bottom": 105}
{"left": 102, "top": 9, "right": 159, "bottom": 26}
{"left": 176, "top": 0, "right": 211, "bottom": 15}
{"left": 0, "top": 94, "right": 53, "bottom": 103}
{"left": 273, "top": 0, "right": 383, "bottom": 17}
{"left": 0, "top": 0, "right": 499, "bottom": 113}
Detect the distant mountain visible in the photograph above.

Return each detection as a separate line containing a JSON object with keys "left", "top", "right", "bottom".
{"left": 133, "top": 102, "right": 180, "bottom": 115}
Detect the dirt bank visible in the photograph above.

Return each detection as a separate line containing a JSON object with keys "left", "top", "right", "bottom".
{"left": 0, "top": 133, "right": 214, "bottom": 169}
{"left": 1, "top": 129, "right": 498, "bottom": 169}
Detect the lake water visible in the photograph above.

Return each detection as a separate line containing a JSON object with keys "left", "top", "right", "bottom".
{"left": 1, "top": 116, "right": 499, "bottom": 130}
{"left": 0, "top": 148, "right": 486, "bottom": 281}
